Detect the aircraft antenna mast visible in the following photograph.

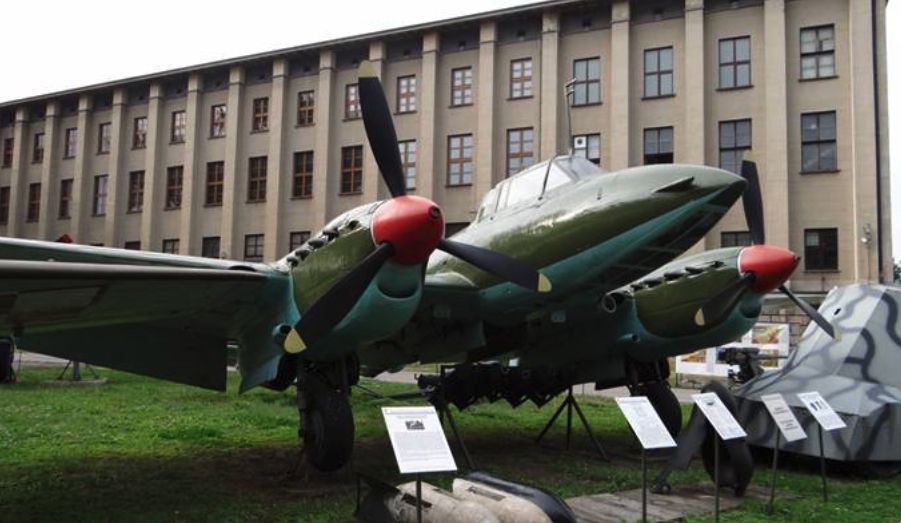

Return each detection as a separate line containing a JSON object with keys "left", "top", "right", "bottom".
{"left": 564, "top": 78, "right": 577, "bottom": 155}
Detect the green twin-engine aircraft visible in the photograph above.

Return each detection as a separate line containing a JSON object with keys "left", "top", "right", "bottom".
{"left": 0, "top": 62, "right": 836, "bottom": 471}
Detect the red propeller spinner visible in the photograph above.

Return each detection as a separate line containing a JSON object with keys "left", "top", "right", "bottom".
{"left": 371, "top": 196, "right": 445, "bottom": 266}
{"left": 739, "top": 244, "right": 800, "bottom": 294}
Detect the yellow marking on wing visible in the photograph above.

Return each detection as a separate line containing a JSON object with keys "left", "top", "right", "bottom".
{"left": 538, "top": 274, "right": 553, "bottom": 293}
{"left": 284, "top": 329, "right": 307, "bottom": 354}
{"left": 694, "top": 309, "right": 706, "bottom": 326}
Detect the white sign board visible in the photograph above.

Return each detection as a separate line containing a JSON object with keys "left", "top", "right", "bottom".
{"left": 616, "top": 397, "right": 677, "bottom": 450}
{"left": 797, "top": 392, "right": 847, "bottom": 431}
{"left": 761, "top": 393, "right": 807, "bottom": 442}
{"left": 382, "top": 406, "right": 457, "bottom": 474}
{"left": 692, "top": 393, "right": 747, "bottom": 440}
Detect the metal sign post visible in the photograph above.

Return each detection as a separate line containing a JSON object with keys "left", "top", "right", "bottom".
{"left": 416, "top": 473, "right": 423, "bottom": 523}
{"left": 691, "top": 392, "right": 747, "bottom": 523}
{"left": 713, "top": 434, "right": 720, "bottom": 523}
{"left": 767, "top": 431, "right": 780, "bottom": 515}
{"left": 797, "top": 391, "right": 845, "bottom": 504}
{"left": 641, "top": 447, "right": 648, "bottom": 523}
{"left": 760, "top": 392, "right": 807, "bottom": 515}
{"left": 818, "top": 425, "right": 828, "bottom": 502}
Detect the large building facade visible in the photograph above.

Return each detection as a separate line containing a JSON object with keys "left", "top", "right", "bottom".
{"left": 0, "top": 0, "right": 891, "bottom": 297}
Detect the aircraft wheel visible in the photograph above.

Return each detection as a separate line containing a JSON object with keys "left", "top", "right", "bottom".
{"left": 855, "top": 461, "right": 901, "bottom": 479}
{"left": 642, "top": 381, "right": 682, "bottom": 438}
{"left": 304, "top": 388, "right": 355, "bottom": 472}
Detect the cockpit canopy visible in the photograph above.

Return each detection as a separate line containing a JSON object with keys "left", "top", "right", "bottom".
{"left": 477, "top": 155, "right": 604, "bottom": 221}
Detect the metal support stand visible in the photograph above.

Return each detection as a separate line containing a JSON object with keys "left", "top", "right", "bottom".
{"left": 56, "top": 360, "right": 99, "bottom": 381}
{"left": 434, "top": 397, "right": 474, "bottom": 470}
{"left": 713, "top": 434, "right": 721, "bottom": 523}
{"left": 641, "top": 447, "right": 648, "bottom": 523}
{"left": 415, "top": 473, "right": 423, "bottom": 523}
{"left": 818, "top": 425, "right": 829, "bottom": 503}
{"left": 535, "top": 387, "right": 610, "bottom": 461}
{"left": 767, "top": 431, "right": 781, "bottom": 515}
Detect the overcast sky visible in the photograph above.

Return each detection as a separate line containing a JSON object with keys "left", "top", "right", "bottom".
{"left": 0, "top": 0, "right": 898, "bottom": 259}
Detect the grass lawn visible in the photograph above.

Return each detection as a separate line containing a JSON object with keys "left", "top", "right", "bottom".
{"left": 2, "top": 367, "right": 900, "bottom": 522}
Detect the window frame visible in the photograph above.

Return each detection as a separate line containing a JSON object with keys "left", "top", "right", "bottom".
{"left": 345, "top": 84, "right": 361, "bottom": 120}
{"left": 127, "top": 170, "right": 145, "bottom": 213}
{"left": 247, "top": 156, "right": 268, "bottom": 202}
{"left": 32, "top": 133, "right": 45, "bottom": 163}
{"left": 64, "top": 128, "right": 77, "bottom": 158}
{"left": 573, "top": 133, "right": 601, "bottom": 164}
{"left": 297, "top": 90, "right": 315, "bottom": 126}
{"left": 97, "top": 122, "right": 112, "bottom": 154}
{"left": 92, "top": 174, "right": 109, "bottom": 216}
{"left": 800, "top": 111, "right": 838, "bottom": 173}
{"left": 58, "top": 178, "right": 73, "bottom": 219}
{"left": 451, "top": 67, "right": 474, "bottom": 107}
{"left": 399, "top": 140, "right": 417, "bottom": 191}
{"left": 396, "top": 75, "right": 417, "bottom": 113}
{"left": 506, "top": 127, "right": 534, "bottom": 176}
{"left": 26, "top": 183, "right": 41, "bottom": 222}
{"left": 718, "top": 119, "right": 752, "bottom": 174}
{"left": 170, "top": 110, "right": 187, "bottom": 143}
{"left": 800, "top": 25, "right": 836, "bottom": 81}
{"left": 133, "top": 117, "right": 148, "bottom": 149}
{"left": 340, "top": 145, "right": 363, "bottom": 195}
{"left": 201, "top": 236, "right": 221, "bottom": 258}
{"left": 165, "top": 166, "right": 184, "bottom": 210}
{"left": 643, "top": 126, "right": 675, "bottom": 165}
{"left": 1, "top": 138, "right": 13, "bottom": 167}
{"left": 721, "top": 231, "right": 752, "bottom": 248}
{"left": 572, "top": 57, "right": 601, "bottom": 106}
{"left": 161, "top": 238, "right": 180, "bottom": 255}
{"left": 205, "top": 161, "right": 225, "bottom": 206}
{"left": 643, "top": 46, "right": 675, "bottom": 99}
{"left": 292, "top": 150, "right": 314, "bottom": 198}
{"left": 210, "top": 104, "right": 227, "bottom": 138}
{"left": 252, "top": 97, "right": 269, "bottom": 132}
{"left": 0, "top": 186, "right": 9, "bottom": 224}
{"left": 289, "top": 231, "right": 311, "bottom": 251}
{"left": 243, "top": 234, "right": 265, "bottom": 262}
{"left": 509, "top": 58, "right": 533, "bottom": 99}
{"left": 446, "top": 134, "right": 474, "bottom": 187}
{"left": 804, "top": 228, "right": 839, "bottom": 271}
{"left": 718, "top": 36, "right": 752, "bottom": 89}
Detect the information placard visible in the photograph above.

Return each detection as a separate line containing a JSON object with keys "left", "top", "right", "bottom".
{"left": 761, "top": 393, "right": 807, "bottom": 442}
{"left": 797, "top": 392, "right": 846, "bottom": 431}
{"left": 382, "top": 406, "right": 457, "bottom": 474}
{"left": 616, "top": 397, "right": 677, "bottom": 450}
{"left": 692, "top": 392, "right": 747, "bottom": 440}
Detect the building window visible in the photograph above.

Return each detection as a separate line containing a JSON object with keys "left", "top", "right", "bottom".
{"left": 2, "top": 138, "right": 13, "bottom": 167}
{"left": 801, "top": 25, "right": 835, "bottom": 80}
{"left": 133, "top": 117, "right": 148, "bottom": 149}
{"left": 201, "top": 236, "right": 221, "bottom": 258}
{"left": 506, "top": 128, "right": 534, "bottom": 176}
{"left": 297, "top": 90, "right": 315, "bottom": 126}
{"left": 26, "top": 183, "right": 41, "bottom": 222}
{"left": 64, "top": 128, "right": 77, "bottom": 158}
{"left": 397, "top": 76, "right": 417, "bottom": 113}
{"left": 721, "top": 231, "right": 752, "bottom": 248}
{"left": 210, "top": 105, "right": 227, "bottom": 138}
{"left": 32, "top": 133, "right": 45, "bottom": 163}
{"left": 206, "top": 161, "right": 224, "bottom": 206}
{"left": 0, "top": 187, "right": 9, "bottom": 224}
{"left": 399, "top": 140, "right": 417, "bottom": 191}
{"left": 573, "top": 134, "right": 600, "bottom": 164}
{"left": 510, "top": 58, "right": 533, "bottom": 99}
{"left": 451, "top": 67, "right": 473, "bottom": 106}
{"left": 58, "top": 179, "right": 73, "bottom": 219}
{"left": 166, "top": 166, "right": 184, "bottom": 209}
{"left": 247, "top": 156, "right": 267, "bottom": 202}
{"left": 162, "top": 239, "right": 180, "bottom": 254}
{"left": 447, "top": 134, "right": 473, "bottom": 186}
{"left": 573, "top": 57, "right": 601, "bottom": 105}
{"left": 244, "top": 234, "right": 265, "bottom": 262}
{"left": 97, "top": 122, "right": 112, "bottom": 154}
{"left": 124, "top": 241, "right": 141, "bottom": 250}
{"left": 801, "top": 112, "right": 837, "bottom": 172}
{"left": 292, "top": 151, "right": 314, "bottom": 198}
{"left": 289, "top": 231, "right": 311, "bottom": 251}
{"left": 644, "top": 47, "right": 674, "bottom": 98}
{"left": 252, "top": 97, "right": 269, "bottom": 132}
{"left": 643, "top": 127, "right": 674, "bottom": 164}
{"left": 171, "top": 111, "right": 186, "bottom": 143}
{"left": 804, "top": 228, "right": 838, "bottom": 271}
{"left": 92, "top": 175, "right": 109, "bottom": 215}
{"left": 340, "top": 146, "right": 363, "bottom": 194}
{"left": 345, "top": 84, "right": 361, "bottom": 120}
{"left": 719, "top": 119, "right": 752, "bottom": 174}
{"left": 719, "top": 37, "right": 751, "bottom": 89}
{"left": 127, "top": 170, "right": 145, "bottom": 213}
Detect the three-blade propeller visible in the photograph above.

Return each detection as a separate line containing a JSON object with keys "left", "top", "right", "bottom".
{"left": 284, "top": 61, "right": 551, "bottom": 353}
{"left": 693, "top": 152, "right": 839, "bottom": 340}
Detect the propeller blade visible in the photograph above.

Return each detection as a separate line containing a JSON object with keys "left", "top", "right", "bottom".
{"left": 284, "top": 242, "right": 395, "bottom": 353}
{"left": 740, "top": 152, "right": 766, "bottom": 245}
{"left": 778, "top": 285, "right": 841, "bottom": 340}
{"left": 358, "top": 61, "right": 407, "bottom": 198}
{"left": 694, "top": 273, "right": 756, "bottom": 327}
{"left": 436, "top": 238, "right": 552, "bottom": 293}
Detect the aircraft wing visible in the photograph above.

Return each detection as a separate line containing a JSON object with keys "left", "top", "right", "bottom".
{"left": 0, "top": 238, "right": 295, "bottom": 391}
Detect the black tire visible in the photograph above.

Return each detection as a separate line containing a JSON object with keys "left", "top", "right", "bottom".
{"left": 304, "top": 388, "right": 355, "bottom": 472}
{"left": 0, "top": 340, "right": 13, "bottom": 384}
{"left": 643, "top": 381, "right": 682, "bottom": 438}
{"left": 700, "top": 382, "right": 754, "bottom": 495}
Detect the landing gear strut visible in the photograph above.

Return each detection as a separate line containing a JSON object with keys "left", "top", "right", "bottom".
{"left": 296, "top": 356, "right": 358, "bottom": 472}
{"left": 626, "top": 358, "right": 682, "bottom": 438}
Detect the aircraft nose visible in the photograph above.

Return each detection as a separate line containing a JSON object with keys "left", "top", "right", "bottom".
{"left": 739, "top": 245, "right": 800, "bottom": 294}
